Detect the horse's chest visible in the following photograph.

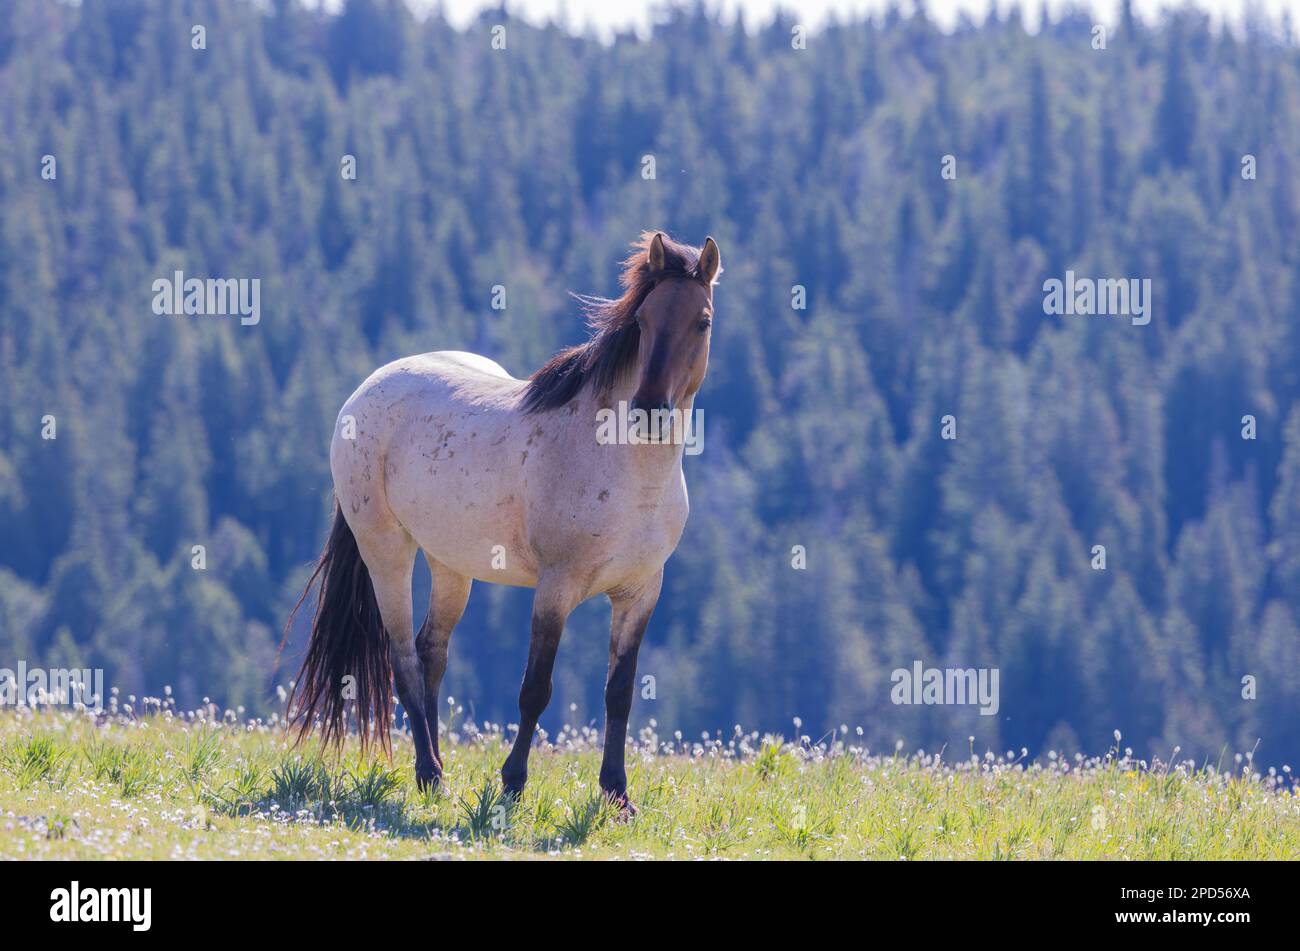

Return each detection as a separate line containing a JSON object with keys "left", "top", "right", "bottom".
{"left": 528, "top": 457, "right": 688, "bottom": 582}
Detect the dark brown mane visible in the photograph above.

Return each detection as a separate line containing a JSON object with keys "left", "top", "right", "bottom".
{"left": 522, "top": 232, "right": 709, "bottom": 413}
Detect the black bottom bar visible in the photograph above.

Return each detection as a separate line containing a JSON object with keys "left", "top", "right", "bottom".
{"left": 1, "top": 859, "right": 1277, "bottom": 937}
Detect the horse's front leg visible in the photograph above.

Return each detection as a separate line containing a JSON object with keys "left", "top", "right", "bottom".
{"left": 599, "top": 570, "right": 662, "bottom": 814}
{"left": 501, "top": 576, "right": 582, "bottom": 799}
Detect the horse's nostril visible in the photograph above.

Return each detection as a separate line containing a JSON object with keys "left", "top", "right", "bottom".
{"left": 630, "top": 398, "right": 672, "bottom": 415}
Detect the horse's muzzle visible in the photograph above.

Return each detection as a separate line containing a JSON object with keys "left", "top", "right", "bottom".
{"left": 629, "top": 397, "right": 675, "bottom": 443}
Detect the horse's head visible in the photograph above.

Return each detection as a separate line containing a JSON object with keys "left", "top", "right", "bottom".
{"left": 521, "top": 231, "right": 722, "bottom": 422}
{"left": 629, "top": 232, "right": 721, "bottom": 419}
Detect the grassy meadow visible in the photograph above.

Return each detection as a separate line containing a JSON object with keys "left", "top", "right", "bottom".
{"left": 2, "top": 702, "right": 1298, "bottom": 860}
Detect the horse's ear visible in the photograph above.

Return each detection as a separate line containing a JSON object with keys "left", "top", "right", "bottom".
{"left": 647, "top": 232, "right": 666, "bottom": 272}
{"left": 698, "top": 236, "right": 721, "bottom": 285}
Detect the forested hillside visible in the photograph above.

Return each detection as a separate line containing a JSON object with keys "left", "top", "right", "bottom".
{"left": 2, "top": 0, "right": 1299, "bottom": 765}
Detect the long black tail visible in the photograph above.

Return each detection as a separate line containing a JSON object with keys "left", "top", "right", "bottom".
{"left": 285, "top": 503, "right": 393, "bottom": 753}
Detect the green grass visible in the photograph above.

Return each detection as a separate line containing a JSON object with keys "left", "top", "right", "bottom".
{"left": 1, "top": 707, "right": 1298, "bottom": 859}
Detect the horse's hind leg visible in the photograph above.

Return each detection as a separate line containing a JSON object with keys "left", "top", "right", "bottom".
{"left": 416, "top": 554, "right": 471, "bottom": 768}
{"left": 355, "top": 528, "right": 440, "bottom": 790}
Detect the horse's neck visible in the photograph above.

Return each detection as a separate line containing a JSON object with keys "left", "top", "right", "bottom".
{"left": 579, "top": 384, "right": 689, "bottom": 481}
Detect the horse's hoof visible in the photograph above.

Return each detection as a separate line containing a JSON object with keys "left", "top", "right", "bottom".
{"left": 501, "top": 767, "right": 527, "bottom": 801}
{"left": 604, "top": 790, "right": 638, "bottom": 820}
{"left": 415, "top": 771, "right": 441, "bottom": 794}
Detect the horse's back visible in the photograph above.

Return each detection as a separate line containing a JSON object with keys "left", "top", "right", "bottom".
{"left": 344, "top": 351, "right": 518, "bottom": 404}
{"left": 333, "top": 350, "right": 526, "bottom": 469}
{"left": 428, "top": 350, "right": 516, "bottom": 381}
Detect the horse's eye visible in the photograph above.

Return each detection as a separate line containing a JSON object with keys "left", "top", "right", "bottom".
{"left": 698, "top": 319, "right": 712, "bottom": 333}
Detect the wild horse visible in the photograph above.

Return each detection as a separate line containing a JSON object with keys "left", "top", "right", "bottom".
{"left": 288, "top": 232, "right": 720, "bottom": 812}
